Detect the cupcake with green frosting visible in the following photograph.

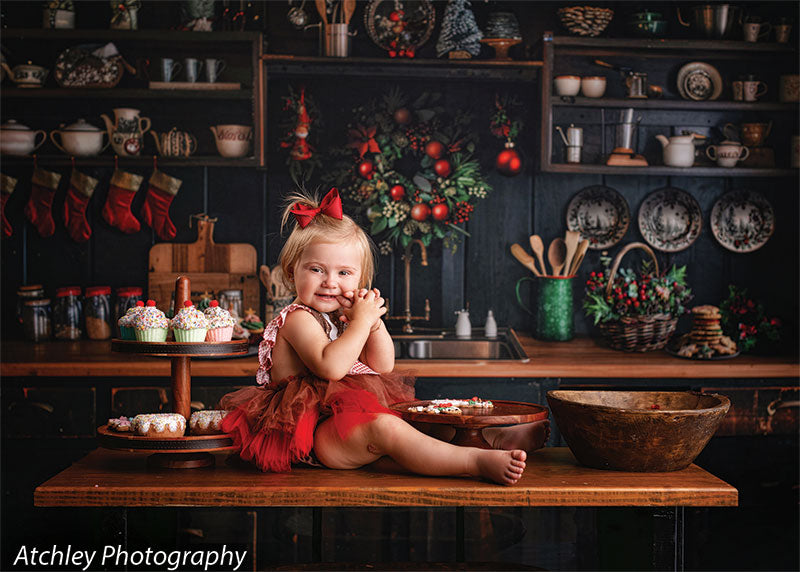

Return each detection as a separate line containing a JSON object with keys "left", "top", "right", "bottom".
{"left": 203, "top": 300, "right": 236, "bottom": 341}
{"left": 118, "top": 300, "right": 145, "bottom": 340}
{"left": 170, "top": 300, "right": 209, "bottom": 342}
{"left": 133, "top": 300, "right": 169, "bottom": 342}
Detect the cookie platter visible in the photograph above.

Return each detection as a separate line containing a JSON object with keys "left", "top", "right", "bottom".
{"left": 111, "top": 338, "right": 250, "bottom": 357}
{"left": 97, "top": 425, "right": 234, "bottom": 454}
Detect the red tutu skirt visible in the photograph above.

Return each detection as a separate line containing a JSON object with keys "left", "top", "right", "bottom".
{"left": 220, "top": 372, "right": 414, "bottom": 472}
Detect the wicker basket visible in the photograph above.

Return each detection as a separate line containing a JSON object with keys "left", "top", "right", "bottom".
{"left": 557, "top": 6, "right": 614, "bottom": 37}
{"left": 596, "top": 242, "right": 678, "bottom": 352}
{"left": 54, "top": 46, "right": 135, "bottom": 89}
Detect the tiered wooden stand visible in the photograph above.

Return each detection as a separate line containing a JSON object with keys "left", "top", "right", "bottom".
{"left": 102, "top": 276, "right": 249, "bottom": 469}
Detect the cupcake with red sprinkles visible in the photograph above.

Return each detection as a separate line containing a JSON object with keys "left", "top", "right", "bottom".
{"left": 170, "top": 300, "right": 210, "bottom": 342}
{"left": 203, "top": 300, "right": 236, "bottom": 341}
{"left": 133, "top": 300, "right": 170, "bottom": 342}
{"left": 118, "top": 300, "right": 145, "bottom": 340}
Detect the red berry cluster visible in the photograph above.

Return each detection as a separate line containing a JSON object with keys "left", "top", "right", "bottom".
{"left": 452, "top": 201, "right": 474, "bottom": 224}
{"left": 406, "top": 124, "right": 431, "bottom": 152}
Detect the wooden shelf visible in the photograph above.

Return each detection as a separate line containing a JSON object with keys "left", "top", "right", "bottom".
{"left": 1, "top": 28, "right": 260, "bottom": 43}
{"left": 0, "top": 155, "right": 258, "bottom": 168}
{"left": 543, "top": 163, "right": 798, "bottom": 177}
{"left": 2, "top": 87, "right": 252, "bottom": 100}
{"left": 547, "top": 34, "right": 798, "bottom": 54}
{"left": 551, "top": 96, "right": 799, "bottom": 112}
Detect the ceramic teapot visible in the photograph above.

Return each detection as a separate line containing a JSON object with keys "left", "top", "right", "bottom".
{"left": 50, "top": 118, "right": 109, "bottom": 157}
{"left": 655, "top": 133, "right": 704, "bottom": 167}
{"left": 0, "top": 61, "right": 49, "bottom": 88}
{"left": 151, "top": 128, "right": 198, "bottom": 157}
{"left": 0, "top": 120, "right": 47, "bottom": 156}
{"left": 101, "top": 108, "right": 151, "bottom": 156}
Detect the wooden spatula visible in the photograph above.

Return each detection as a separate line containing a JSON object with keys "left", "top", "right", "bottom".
{"left": 562, "top": 230, "right": 581, "bottom": 278}
{"left": 343, "top": 0, "right": 356, "bottom": 24}
{"left": 567, "top": 239, "right": 590, "bottom": 276}
{"left": 315, "top": 0, "right": 327, "bottom": 24}
{"left": 510, "top": 243, "right": 541, "bottom": 276}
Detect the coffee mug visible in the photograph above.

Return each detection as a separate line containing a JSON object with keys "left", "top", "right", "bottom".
{"left": 184, "top": 57, "right": 204, "bottom": 83}
{"left": 210, "top": 124, "right": 252, "bottom": 158}
{"left": 732, "top": 80, "right": 744, "bottom": 101}
{"left": 740, "top": 122, "right": 772, "bottom": 147}
{"left": 554, "top": 75, "right": 581, "bottom": 96}
{"left": 159, "top": 57, "right": 181, "bottom": 82}
{"left": 706, "top": 143, "right": 749, "bottom": 168}
{"left": 743, "top": 22, "right": 770, "bottom": 42}
{"left": 779, "top": 74, "right": 800, "bottom": 102}
{"left": 743, "top": 80, "right": 767, "bottom": 101}
{"left": 775, "top": 23, "right": 792, "bottom": 43}
{"left": 204, "top": 58, "right": 226, "bottom": 83}
{"left": 515, "top": 276, "right": 574, "bottom": 342}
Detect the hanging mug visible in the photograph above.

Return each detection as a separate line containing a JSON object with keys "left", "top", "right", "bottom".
{"left": 515, "top": 276, "right": 575, "bottom": 341}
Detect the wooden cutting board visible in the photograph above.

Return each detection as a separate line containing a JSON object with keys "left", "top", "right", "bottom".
{"left": 148, "top": 215, "right": 258, "bottom": 315}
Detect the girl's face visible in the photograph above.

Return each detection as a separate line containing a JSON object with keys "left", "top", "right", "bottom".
{"left": 292, "top": 240, "right": 362, "bottom": 313}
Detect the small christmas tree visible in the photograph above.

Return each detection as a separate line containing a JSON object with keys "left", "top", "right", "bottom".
{"left": 436, "top": 0, "right": 483, "bottom": 59}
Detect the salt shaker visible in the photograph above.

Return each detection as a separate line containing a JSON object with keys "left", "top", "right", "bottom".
{"left": 484, "top": 309, "right": 498, "bottom": 338}
{"left": 455, "top": 309, "right": 471, "bottom": 339}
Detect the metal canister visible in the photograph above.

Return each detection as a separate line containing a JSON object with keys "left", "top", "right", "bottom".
{"left": 566, "top": 125, "right": 583, "bottom": 163}
{"left": 218, "top": 289, "right": 244, "bottom": 319}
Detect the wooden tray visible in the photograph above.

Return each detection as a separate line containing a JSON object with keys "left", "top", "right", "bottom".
{"left": 111, "top": 338, "right": 249, "bottom": 357}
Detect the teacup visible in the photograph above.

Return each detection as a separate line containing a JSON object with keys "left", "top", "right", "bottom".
{"left": 580, "top": 76, "right": 606, "bottom": 98}
{"left": 210, "top": 124, "right": 252, "bottom": 158}
{"left": 554, "top": 75, "right": 581, "bottom": 96}
{"left": 706, "top": 141, "right": 749, "bottom": 168}
{"left": 743, "top": 79, "right": 767, "bottom": 101}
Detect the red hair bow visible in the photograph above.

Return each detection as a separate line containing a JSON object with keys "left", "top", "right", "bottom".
{"left": 290, "top": 188, "right": 343, "bottom": 228}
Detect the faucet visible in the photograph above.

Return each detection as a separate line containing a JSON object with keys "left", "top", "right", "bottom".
{"left": 387, "top": 239, "right": 431, "bottom": 333}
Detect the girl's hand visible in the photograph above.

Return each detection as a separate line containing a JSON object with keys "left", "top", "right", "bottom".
{"left": 347, "top": 289, "right": 385, "bottom": 329}
{"left": 337, "top": 288, "right": 384, "bottom": 330}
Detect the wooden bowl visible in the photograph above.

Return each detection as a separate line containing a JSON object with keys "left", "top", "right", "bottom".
{"left": 546, "top": 390, "right": 730, "bottom": 472}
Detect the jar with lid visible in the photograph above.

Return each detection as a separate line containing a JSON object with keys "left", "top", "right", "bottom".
{"left": 22, "top": 298, "right": 52, "bottom": 342}
{"left": 53, "top": 286, "right": 83, "bottom": 340}
{"left": 17, "top": 284, "right": 45, "bottom": 325}
{"left": 115, "top": 286, "right": 143, "bottom": 335}
{"left": 85, "top": 286, "right": 112, "bottom": 340}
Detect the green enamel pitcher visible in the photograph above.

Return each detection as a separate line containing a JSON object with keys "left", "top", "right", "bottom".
{"left": 515, "top": 275, "right": 575, "bottom": 341}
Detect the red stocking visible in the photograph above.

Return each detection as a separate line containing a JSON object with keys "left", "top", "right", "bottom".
{"left": 1, "top": 173, "right": 18, "bottom": 238}
{"left": 63, "top": 170, "right": 99, "bottom": 243}
{"left": 24, "top": 168, "right": 62, "bottom": 238}
{"left": 102, "top": 169, "right": 143, "bottom": 234}
{"left": 140, "top": 170, "right": 182, "bottom": 241}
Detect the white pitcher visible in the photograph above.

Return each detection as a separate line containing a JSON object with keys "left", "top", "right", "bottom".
{"left": 101, "top": 108, "right": 151, "bottom": 156}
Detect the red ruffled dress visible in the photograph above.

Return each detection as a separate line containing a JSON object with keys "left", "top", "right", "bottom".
{"left": 220, "top": 303, "right": 415, "bottom": 472}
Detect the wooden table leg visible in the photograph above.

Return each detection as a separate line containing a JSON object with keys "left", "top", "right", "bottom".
{"left": 652, "top": 506, "right": 684, "bottom": 572}
{"left": 449, "top": 426, "right": 491, "bottom": 449}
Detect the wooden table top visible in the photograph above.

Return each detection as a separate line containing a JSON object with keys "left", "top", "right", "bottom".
{"left": 2, "top": 337, "right": 797, "bottom": 379}
{"left": 34, "top": 447, "right": 737, "bottom": 508}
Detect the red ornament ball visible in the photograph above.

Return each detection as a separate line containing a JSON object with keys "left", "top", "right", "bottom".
{"left": 433, "top": 159, "right": 452, "bottom": 178}
{"left": 410, "top": 203, "right": 431, "bottom": 221}
{"left": 495, "top": 148, "right": 523, "bottom": 176}
{"left": 431, "top": 203, "right": 449, "bottom": 221}
{"left": 393, "top": 107, "right": 411, "bottom": 125}
{"left": 389, "top": 10, "right": 404, "bottom": 21}
{"left": 390, "top": 184, "right": 406, "bottom": 201}
{"left": 358, "top": 160, "right": 374, "bottom": 178}
{"left": 425, "top": 140, "right": 445, "bottom": 159}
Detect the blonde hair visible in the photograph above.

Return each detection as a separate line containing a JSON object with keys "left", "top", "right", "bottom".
{"left": 279, "top": 190, "right": 376, "bottom": 292}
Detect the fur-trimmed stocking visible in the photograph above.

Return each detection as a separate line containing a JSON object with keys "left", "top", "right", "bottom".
{"left": 24, "top": 168, "right": 62, "bottom": 238}
{"left": 102, "top": 169, "right": 143, "bottom": 234}
{"left": 1, "top": 173, "right": 18, "bottom": 238}
{"left": 140, "top": 170, "right": 182, "bottom": 241}
{"left": 63, "top": 170, "right": 99, "bottom": 243}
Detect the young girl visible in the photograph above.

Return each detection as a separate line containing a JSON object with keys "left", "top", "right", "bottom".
{"left": 221, "top": 188, "right": 546, "bottom": 486}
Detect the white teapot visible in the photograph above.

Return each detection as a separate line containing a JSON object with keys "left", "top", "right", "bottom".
{"left": 50, "top": 118, "right": 109, "bottom": 156}
{"left": 655, "top": 133, "right": 704, "bottom": 167}
{"left": 0, "top": 120, "right": 47, "bottom": 156}
{"left": 0, "top": 61, "right": 49, "bottom": 88}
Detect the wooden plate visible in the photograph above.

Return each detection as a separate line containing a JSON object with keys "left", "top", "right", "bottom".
{"left": 97, "top": 425, "right": 234, "bottom": 453}
{"left": 392, "top": 399, "right": 548, "bottom": 427}
{"left": 111, "top": 338, "right": 249, "bottom": 357}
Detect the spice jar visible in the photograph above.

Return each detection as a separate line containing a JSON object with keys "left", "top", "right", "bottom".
{"left": 23, "top": 298, "right": 51, "bottom": 342}
{"left": 53, "top": 286, "right": 83, "bottom": 340}
{"left": 115, "top": 286, "right": 143, "bottom": 335}
{"left": 16, "top": 284, "right": 45, "bottom": 325}
{"left": 85, "top": 286, "right": 112, "bottom": 340}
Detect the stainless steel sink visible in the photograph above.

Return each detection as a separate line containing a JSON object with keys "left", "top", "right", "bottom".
{"left": 392, "top": 328, "right": 528, "bottom": 361}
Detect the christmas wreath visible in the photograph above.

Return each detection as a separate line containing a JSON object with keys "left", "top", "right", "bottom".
{"left": 326, "top": 87, "right": 492, "bottom": 253}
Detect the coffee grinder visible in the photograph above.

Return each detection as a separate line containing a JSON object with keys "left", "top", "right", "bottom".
{"left": 606, "top": 108, "right": 649, "bottom": 166}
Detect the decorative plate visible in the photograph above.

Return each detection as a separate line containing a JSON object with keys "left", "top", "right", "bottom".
{"left": 638, "top": 187, "right": 702, "bottom": 252}
{"left": 676, "top": 61, "right": 722, "bottom": 101}
{"left": 566, "top": 185, "right": 630, "bottom": 250}
{"left": 710, "top": 190, "right": 775, "bottom": 253}
{"left": 364, "top": 0, "right": 435, "bottom": 55}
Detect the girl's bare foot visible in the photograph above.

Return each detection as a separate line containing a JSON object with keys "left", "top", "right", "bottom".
{"left": 485, "top": 420, "right": 551, "bottom": 454}
{"left": 473, "top": 449, "right": 527, "bottom": 486}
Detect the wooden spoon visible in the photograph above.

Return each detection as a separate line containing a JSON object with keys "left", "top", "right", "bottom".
{"left": 510, "top": 243, "right": 541, "bottom": 276}
{"left": 343, "top": 0, "right": 356, "bottom": 25}
{"left": 562, "top": 230, "right": 581, "bottom": 279}
{"left": 315, "top": 0, "right": 327, "bottom": 24}
{"left": 529, "top": 235, "right": 548, "bottom": 277}
{"left": 567, "top": 239, "right": 590, "bottom": 276}
{"left": 547, "top": 237, "right": 567, "bottom": 277}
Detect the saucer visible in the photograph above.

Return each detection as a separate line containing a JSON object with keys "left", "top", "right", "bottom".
{"left": 677, "top": 62, "right": 722, "bottom": 101}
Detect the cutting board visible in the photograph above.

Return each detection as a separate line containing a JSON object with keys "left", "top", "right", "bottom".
{"left": 148, "top": 215, "right": 258, "bottom": 315}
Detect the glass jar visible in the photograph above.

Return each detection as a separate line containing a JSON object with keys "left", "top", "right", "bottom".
{"left": 16, "top": 284, "right": 45, "bottom": 325}
{"left": 22, "top": 298, "right": 51, "bottom": 342}
{"left": 85, "top": 286, "right": 112, "bottom": 340}
{"left": 115, "top": 286, "right": 143, "bottom": 335}
{"left": 53, "top": 286, "right": 83, "bottom": 340}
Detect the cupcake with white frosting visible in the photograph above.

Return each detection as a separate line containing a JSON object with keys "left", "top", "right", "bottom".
{"left": 118, "top": 300, "right": 145, "bottom": 340}
{"left": 203, "top": 300, "right": 236, "bottom": 341}
{"left": 133, "top": 300, "right": 169, "bottom": 342}
{"left": 170, "top": 300, "right": 209, "bottom": 342}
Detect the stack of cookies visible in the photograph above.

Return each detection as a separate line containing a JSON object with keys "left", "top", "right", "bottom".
{"left": 672, "top": 305, "right": 738, "bottom": 359}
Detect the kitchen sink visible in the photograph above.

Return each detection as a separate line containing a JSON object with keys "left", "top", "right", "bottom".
{"left": 392, "top": 328, "right": 528, "bottom": 361}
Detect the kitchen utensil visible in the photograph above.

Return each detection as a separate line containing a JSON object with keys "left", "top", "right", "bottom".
{"left": 288, "top": 0, "right": 310, "bottom": 28}
{"left": 638, "top": 187, "right": 702, "bottom": 252}
{"left": 315, "top": 0, "right": 327, "bottom": 23}
{"left": 566, "top": 185, "right": 630, "bottom": 250}
{"left": 567, "top": 239, "right": 589, "bottom": 276}
{"left": 625, "top": 72, "right": 648, "bottom": 98}
{"left": 50, "top": 118, "right": 109, "bottom": 157}
{"left": 547, "top": 238, "right": 566, "bottom": 276}
{"left": 562, "top": 230, "right": 581, "bottom": 278}
{"left": 529, "top": 235, "right": 548, "bottom": 276}
{"left": 343, "top": 0, "right": 356, "bottom": 24}
{"left": 677, "top": 4, "right": 740, "bottom": 39}
{"left": 510, "top": 243, "right": 540, "bottom": 276}
{"left": 706, "top": 141, "right": 749, "bottom": 168}
{"left": 516, "top": 276, "right": 575, "bottom": 341}
{"left": 148, "top": 215, "right": 258, "bottom": 315}
{"left": 546, "top": 390, "right": 730, "bottom": 471}
{"left": 325, "top": 23, "right": 355, "bottom": 57}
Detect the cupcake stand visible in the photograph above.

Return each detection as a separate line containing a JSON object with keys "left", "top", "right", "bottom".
{"left": 99, "top": 276, "right": 249, "bottom": 469}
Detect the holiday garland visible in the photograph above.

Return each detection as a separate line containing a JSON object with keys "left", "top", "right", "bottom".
{"left": 326, "top": 87, "right": 492, "bottom": 253}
